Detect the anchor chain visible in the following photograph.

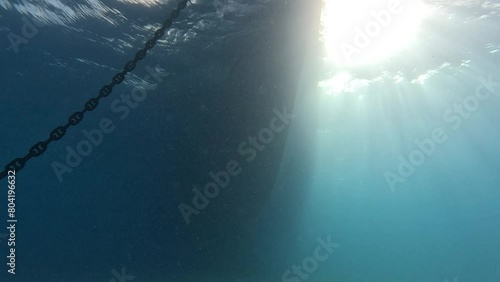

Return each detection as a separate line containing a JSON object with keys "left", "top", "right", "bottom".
{"left": 0, "top": 0, "right": 189, "bottom": 180}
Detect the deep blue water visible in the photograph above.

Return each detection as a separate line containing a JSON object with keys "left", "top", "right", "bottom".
{"left": 1, "top": 0, "right": 500, "bottom": 281}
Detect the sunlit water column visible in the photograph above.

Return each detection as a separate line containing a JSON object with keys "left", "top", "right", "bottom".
{"left": 256, "top": 0, "right": 500, "bottom": 281}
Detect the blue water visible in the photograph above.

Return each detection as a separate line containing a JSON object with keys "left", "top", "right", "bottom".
{"left": 1, "top": 0, "right": 500, "bottom": 281}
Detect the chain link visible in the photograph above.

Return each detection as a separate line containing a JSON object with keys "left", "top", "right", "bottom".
{"left": 0, "top": 0, "right": 189, "bottom": 180}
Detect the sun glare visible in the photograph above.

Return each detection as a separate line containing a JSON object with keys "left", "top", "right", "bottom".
{"left": 321, "top": 0, "right": 429, "bottom": 67}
